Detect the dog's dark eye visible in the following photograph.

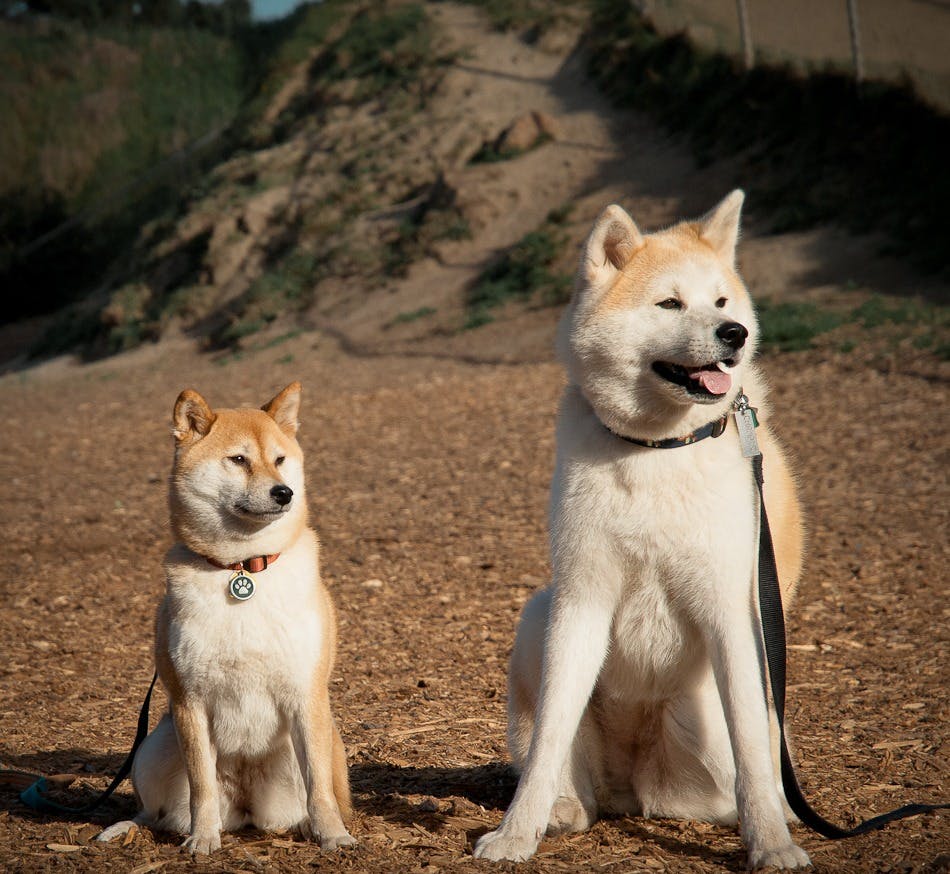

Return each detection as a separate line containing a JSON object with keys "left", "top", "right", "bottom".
{"left": 657, "top": 298, "right": 682, "bottom": 310}
{"left": 715, "top": 297, "right": 728, "bottom": 308}
{"left": 275, "top": 456, "right": 285, "bottom": 467}
{"left": 229, "top": 455, "right": 247, "bottom": 466}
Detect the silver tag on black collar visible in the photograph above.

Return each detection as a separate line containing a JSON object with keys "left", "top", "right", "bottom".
{"left": 228, "top": 571, "right": 256, "bottom": 601}
{"left": 733, "top": 392, "right": 761, "bottom": 458}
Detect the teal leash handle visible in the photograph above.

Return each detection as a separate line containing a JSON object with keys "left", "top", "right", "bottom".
{"left": 20, "top": 672, "right": 157, "bottom": 816}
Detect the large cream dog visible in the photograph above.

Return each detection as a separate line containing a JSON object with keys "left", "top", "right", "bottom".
{"left": 98, "top": 382, "right": 354, "bottom": 854}
{"left": 474, "top": 192, "right": 810, "bottom": 869}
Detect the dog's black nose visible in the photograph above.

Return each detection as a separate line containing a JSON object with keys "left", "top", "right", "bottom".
{"left": 716, "top": 321, "right": 748, "bottom": 350}
{"left": 270, "top": 484, "right": 293, "bottom": 506}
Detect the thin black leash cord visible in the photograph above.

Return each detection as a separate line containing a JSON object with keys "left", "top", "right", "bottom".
{"left": 752, "top": 454, "right": 949, "bottom": 837}
{"left": 18, "top": 672, "right": 157, "bottom": 816}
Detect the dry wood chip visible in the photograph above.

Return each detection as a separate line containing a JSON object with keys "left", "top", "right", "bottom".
{"left": 387, "top": 724, "right": 446, "bottom": 739}
{"left": 444, "top": 814, "right": 493, "bottom": 830}
{"left": 129, "top": 862, "right": 166, "bottom": 874}
{"left": 46, "top": 843, "right": 82, "bottom": 853}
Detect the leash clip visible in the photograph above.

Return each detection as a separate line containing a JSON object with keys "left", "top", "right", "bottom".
{"left": 733, "top": 392, "right": 760, "bottom": 458}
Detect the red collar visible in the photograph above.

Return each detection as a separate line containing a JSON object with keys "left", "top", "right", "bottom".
{"left": 206, "top": 553, "right": 280, "bottom": 574}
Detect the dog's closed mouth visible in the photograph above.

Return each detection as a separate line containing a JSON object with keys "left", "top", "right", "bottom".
{"left": 652, "top": 360, "right": 734, "bottom": 398}
{"left": 235, "top": 503, "right": 286, "bottom": 518}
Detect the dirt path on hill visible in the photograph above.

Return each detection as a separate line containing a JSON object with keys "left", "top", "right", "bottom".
{"left": 0, "top": 4, "right": 947, "bottom": 873}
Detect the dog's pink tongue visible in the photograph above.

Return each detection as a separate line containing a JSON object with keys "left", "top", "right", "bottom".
{"left": 690, "top": 366, "right": 731, "bottom": 395}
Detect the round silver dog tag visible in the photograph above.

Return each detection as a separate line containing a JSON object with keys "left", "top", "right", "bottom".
{"left": 228, "top": 571, "right": 256, "bottom": 601}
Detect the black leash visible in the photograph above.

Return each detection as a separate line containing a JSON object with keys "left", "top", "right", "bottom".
{"left": 751, "top": 451, "right": 948, "bottom": 836}
{"left": 604, "top": 392, "right": 947, "bottom": 837}
{"left": 19, "top": 672, "right": 157, "bottom": 816}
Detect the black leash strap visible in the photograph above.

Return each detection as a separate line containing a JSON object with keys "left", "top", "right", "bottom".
{"left": 752, "top": 454, "right": 948, "bottom": 837}
{"left": 19, "top": 672, "right": 157, "bottom": 816}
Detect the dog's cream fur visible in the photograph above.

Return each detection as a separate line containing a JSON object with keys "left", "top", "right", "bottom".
{"left": 474, "top": 192, "right": 810, "bottom": 870}
{"left": 98, "top": 382, "right": 354, "bottom": 854}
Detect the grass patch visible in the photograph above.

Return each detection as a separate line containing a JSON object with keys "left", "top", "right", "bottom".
{"left": 388, "top": 306, "right": 437, "bottom": 327}
{"left": 241, "top": 2, "right": 345, "bottom": 125}
{"left": 756, "top": 301, "right": 845, "bottom": 352}
{"left": 585, "top": 0, "right": 950, "bottom": 275}
{"left": 278, "top": 1, "right": 452, "bottom": 126}
{"left": 466, "top": 213, "right": 572, "bottom": 329}
{"left": 210, "top": 248, "right": 325, "bottom": 348}
{"left": 382, "top": 175, "right": 471, "bottom": 278}
{"left": 852, "top": 295, "right": 936, "bottom": 329}
{"left": 756, "top": 294, "right": 948, "bottom": 356}
{"left": 0, "top": 18, "right": 247, "bottom": 323}
{"left": 461, "top": 0, "right": 573, "bottom": 38}
{"left": 0, "top": 20, "right": 240, "bottom": 210}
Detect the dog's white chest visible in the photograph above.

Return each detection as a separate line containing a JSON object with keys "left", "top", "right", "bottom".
{"left": 165, "top": 550, "right": 324, "bottom": 758}
{"left": 556, "top": 425, "right": 758, "bottom": 698}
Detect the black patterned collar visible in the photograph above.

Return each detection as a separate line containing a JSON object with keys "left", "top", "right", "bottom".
{"left": 604, "top": 412, "right": 729, "bottom": 449}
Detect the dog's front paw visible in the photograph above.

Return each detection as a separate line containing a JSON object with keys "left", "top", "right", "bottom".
{"left": 747, "top": 842, "right": 811, "bottom": 870}
{"left": 181, "top": 830, "right": 221, "bottom": 855}
{"left": 473, "top": 827, "right": 539, "bottom": 862}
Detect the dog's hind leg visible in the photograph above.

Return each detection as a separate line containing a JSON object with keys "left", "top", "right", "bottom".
{"left": 249, "top": 739, "right": 307, "bottom": 832}
{"left": 631, "top": 673, "right": 739, "bottom": 825}
{"left": 546, "top": 720, "right": 599, "bottom": 835}
{"left": 130, "top": 713, "right": 193, "bottom": 835}
{"left": 97, "top": 712, "right": 191, "bottom": 843}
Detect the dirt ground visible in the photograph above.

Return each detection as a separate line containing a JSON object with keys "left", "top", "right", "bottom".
{"left": 0, "top": 4, "right": 947, "bottom": 873}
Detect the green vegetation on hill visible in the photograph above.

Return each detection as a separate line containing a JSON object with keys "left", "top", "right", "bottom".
{"left": 201, "top": 3, "right": 453, "bottom": 350}
{"left": 0, "top": 15, "right": 246, "bottom": 322}
{"left": 460, "top": 0, "right": 574, "bottom": 38}
{"left": 755, "top": 295, "right": 948, "bottom": 358}
{"left": 6, "top": 0, "right": 947, "bottom": 366}
{"left": 26, "top": 0, "right": 459, "bottom": 359}
{"left": 465, "top": 207, "right": 573, "bottom": 329}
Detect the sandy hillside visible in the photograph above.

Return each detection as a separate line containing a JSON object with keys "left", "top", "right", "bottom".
{"left": 0, "top": 4, "right": 946, "bottom": 873}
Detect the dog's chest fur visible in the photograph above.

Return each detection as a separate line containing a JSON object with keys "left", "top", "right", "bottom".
{"left": 163, "top": 534, "right": 324, "bottom": 758}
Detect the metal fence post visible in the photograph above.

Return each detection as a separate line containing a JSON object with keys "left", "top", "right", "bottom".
{"left": 736, "top": 0, "right": 754, "bottom": 70}
{"left": 846, "top": 0, "right": 865, "bottom": 83}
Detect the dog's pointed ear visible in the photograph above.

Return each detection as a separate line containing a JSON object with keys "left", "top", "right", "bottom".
{"left": 263, "top": 381, "right": 301, "bottom": 438}
{"left": 581, "top": 204, "right": 645, "bottom": 290}
{"left": 698, "top": 189, "right": 744, "bottom": 265}
{"left": 173, "top": 389, "right": 215, "bottom": 443}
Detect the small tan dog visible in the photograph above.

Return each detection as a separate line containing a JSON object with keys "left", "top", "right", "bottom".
{"left": 98, "top": 382, "right": 354, "bottom": 854}
{"left": 475, "top": 193, "right": 809, "bottom": 869}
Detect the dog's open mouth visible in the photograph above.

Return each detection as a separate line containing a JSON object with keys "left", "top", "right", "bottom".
{"left": 652, "top": 360, "right": 735, "bottom": 399}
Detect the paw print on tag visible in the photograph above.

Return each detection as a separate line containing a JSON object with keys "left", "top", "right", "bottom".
{"left": 228, "top": 572, "right": 256, "bottom": 601}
